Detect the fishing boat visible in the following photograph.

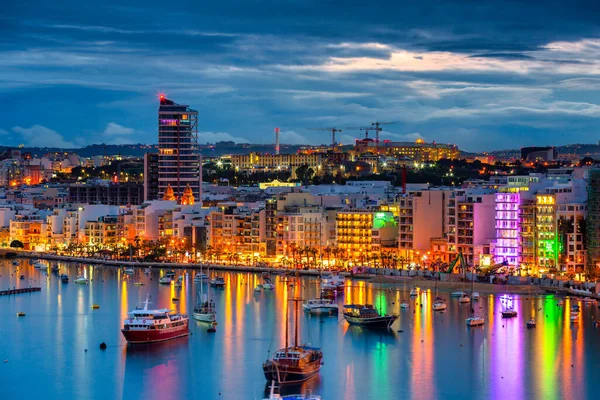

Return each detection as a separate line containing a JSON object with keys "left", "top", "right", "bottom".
{"left": 124, "top": 268, "right": 135, "bottom": 275}
{"left": 121, "top": 294, "right": 189, "bottom": 344}
{"left": 501, "top": 308, "right": 518, "bottom": 318}
{"left": 451, "top": 290, "right": 466, "bottom": 297}
{"left": 400, "top": 302, "right": 409, "bottom": 309}
{"left": 465, "top": 268, "right": 484, "bottom": 327}
{"left": 159, "top": 276, "right": 172, "bottom": 285}
{"left": 432, "top": 277, "right": 447, "bottom": 311}
{"left": 60, "top": 274, "right": 69, "bottom": 283}
{"left": 526, "top": 318, "right": 536, "bottom": 328}
{"left": 409, "top": 286, "right": 420, "bottom": 297}
{"left": 343, "top": 305, "right": 398, "bottom": 328}
{"left": 458, "top": 293, "right": 471, "bottom": 304}
{"left": 74, "top": 275, "right": 88, "bottom": 284}
{"left": 193, "top": 279, "right": 216, "bottom": 323}
{"left": 210, "top": 276, "right": 225, "bottom": 288}
{"left": 263, "top": 294, "right": 323, "bottom": 384}
{"left": 302, "top": 298, "right": 338, "bottom": 314}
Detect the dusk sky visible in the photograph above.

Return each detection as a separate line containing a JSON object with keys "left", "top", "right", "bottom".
{"left": 2, "top": 1, "right": 600, "bottom": 152}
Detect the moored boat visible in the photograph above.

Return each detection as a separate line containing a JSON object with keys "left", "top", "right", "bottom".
{"left": 302, "top": 298, "right": 338, "bottom": 314}
{"left": 501, "top": 308, "right": 518, "bottom": 318}
{"left": 409, "top": 286, "right": 420, "bottom": 297}
{"left": 465, "top": 268, "right": 484, "bottom": 327}
{"left": 74, "top": 275, "right": 88, "bottom": 284}
{"left": 320, "top": 288, "right": 335, "bottom": 300}
{"left": 466, "top": 316, "right": 485, "bottom": 327}
{"left": 159, "top": 276, "right": 172, "bottom": 285}
{"left": 400, "top": 302, "right": 409, "bottom": 309}
{"left": 124, "top": 268, "right": 135, "bottom": 275}
{"left": 60, "top": 274, "right": 69, "bottom": 283}
{"left": 433, "top": 298, "right": 447, "bottom": 311}
{"left": 526, "top": 318, "right": 536, "bottom": 328}
{"left": 193, "top": 295, "right": 216, "bottom": 323}
{"left": 451, "top": 290, "right": 465, "bottom": 297}
{"left": 472, "top": 292, "right": 480, "bottom": 301}
{"left": 458, "top": 294, "right": 471, "bottom": 304}
{"left": 262, "top": 278, "right": 275, "bottom": 290}
{"left": 263, "top": 296, "right": 323, "bottom": 384}
{"left": 121, "top": 295, "right": 189, "bottom": 344}
{"left": 570, "top": 312, "right": 579, "bottom": 322}
{"left": 194, "top": 272, "right": 208, "bottom": 282}
{"left": 210, "top": 277, "right": 225, "bottom": 288}
{"left": 343, "top": 304, "right": 398, "bottom": 328}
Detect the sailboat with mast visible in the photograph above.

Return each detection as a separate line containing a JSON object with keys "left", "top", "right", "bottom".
{"left": 193, "top": 266, "right": 216, "bottom": 323}
{"left": 465, "top": 267, "right": 484, "bottom": 327}
{"left": 432, "top": 274, "right": 447, "bottom": 311}
{"left": 263, "top": 287, "right": 323, "bottom": 384}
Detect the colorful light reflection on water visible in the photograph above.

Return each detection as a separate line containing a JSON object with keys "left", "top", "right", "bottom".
{"left": 1, "top": 260, "right": 599, "bottom": 400}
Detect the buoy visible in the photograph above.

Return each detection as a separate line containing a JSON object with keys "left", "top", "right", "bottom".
{"left": 16, "top": 312, "right": 25, "bottom": 317}
{"left": 99, "top": 342, "right": 107, "bottom": 350}
{"left": 92, "top": 305, "right": 100, "bottom": 309}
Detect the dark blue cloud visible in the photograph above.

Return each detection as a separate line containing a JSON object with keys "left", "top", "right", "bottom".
{"left": 2, "top": 0, "right": 600, "bottom": 151}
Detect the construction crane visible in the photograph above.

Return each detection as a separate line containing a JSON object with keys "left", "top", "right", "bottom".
{"left": 446, "top": 252, "right": 467, "bottom": 274}
{"left": 308, "top": 127, "right": 342, "bottom": 147}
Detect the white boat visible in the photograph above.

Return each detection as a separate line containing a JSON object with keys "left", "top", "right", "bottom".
{"left": 570, "top": 312, "right": 579, "bottom": 322}
{"left": 501, "top": 308, "right": 518, "bottom": 318}
{"left": 465, "top": 269, "right": 484, "bottom": 327}
{"left": 33, "top": 262, "right": 47, "bottom": 269}
{"left": 458, "top": 294, "right": 471, "bottom": 304}
{"left": 472, "top": 292, "right": 480, "bottom": 301}
{"left": 194, "top": 272, "right": 208, "bottom": 282}
{"left": 466, "top": 316, "right": 485, "bottom": 327}
{"left": 409, "top": 287, "right": 420, "bottom": 297}
{"left": 302, "top": 298, "right": 338, "bottom": 314}
{"left": 400, "top": 302, "right": 409, "bottom": 309}
{"left": 433, "top": 300, "right": 447, "bottom": 311}
{"left": 133, "top": 282, "right": 144, "bottom": 286}
{"left": 526, "top": 319, "right": 536, "bottom": 328}
{"left": 262, "top": 278, "right": 275, "bottom": 290}
{"left": 159, "top": 276, "right": 172, "bottom": 285}
{"left": 193, "top": 291, "right": 216, "bottom": 323}
{"left": 124, "top": 268, "right": 135, "bottom": 275}
{"left": 165, "top": 270, "right": 176, "bottom": 278}
{"left": 74, "top": 275, "right": 88, "bottom": 284}
{"left": 177, "top": 275, "right": 184, "bottom": 282}
{"left": 144, "top": 267, "right": 151, "bottom": 275}
{"left": 210, "top": 277, "right": 225, "bottom": 288}
{"left": 451, "top": 290, "right": 465, "bottom": 297}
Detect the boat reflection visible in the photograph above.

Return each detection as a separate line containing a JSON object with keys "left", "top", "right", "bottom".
{"left": 263, "top": 374, "right": 322, "bottom": 399}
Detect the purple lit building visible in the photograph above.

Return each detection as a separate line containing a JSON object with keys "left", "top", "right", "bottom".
{"left": 494, "top": 193, "right": 521, "bottom": 266}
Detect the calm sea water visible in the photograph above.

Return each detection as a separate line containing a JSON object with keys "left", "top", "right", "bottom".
{"left": 1, "top": 258, "right": 599, "bottom": 400}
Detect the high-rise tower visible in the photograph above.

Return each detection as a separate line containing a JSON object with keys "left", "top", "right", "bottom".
{"left": 158, "top": 95, "right": 200, "bottom": 201}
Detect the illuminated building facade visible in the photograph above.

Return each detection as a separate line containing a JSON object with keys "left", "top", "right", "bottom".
{"left": 587, "top": 169, "right": 600, "bottom": 274}
{"left": 276, "top": 206, "right": 326, "bottom": 257}
{"left": 336, "top": 210, "right": 397, "bottom": 257}
{"left": 84, "top": 216, "right": 118, "bottom": 245}
{"left": 536, "top": 194, "right": 558, "bottom": 270}
{"left": 494, "top": 193, "right": 521, "bottom": 266}
{"left": 230, "top": 152, "right": 324, "bottom": 177}
{"left": 158, "top": 96, "right": 200, "bottom": 201}
{"left": 354, "top": 138, "right": 460, "bottom": 162}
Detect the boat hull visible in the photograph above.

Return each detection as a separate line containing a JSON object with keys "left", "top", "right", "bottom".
{"left": 193, "top": 312, "right": 216, "bottom": 323}
{"left": 343, "top": 314, "right": 397, "bottom": 328}
{"left": 303, "top": 306, "right": 338, "bottom": 314}
{"left": 121, "top": 323, "right": 189, "bottom": 344}
{"left": 262, "top": 361, "right": 321, "bottom": 384}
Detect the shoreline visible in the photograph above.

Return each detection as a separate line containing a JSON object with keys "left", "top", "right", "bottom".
{"left": 5, "top": 250, "right": 599, "bottom": 298}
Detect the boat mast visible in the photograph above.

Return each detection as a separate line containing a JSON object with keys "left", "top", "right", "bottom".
{"left": 285, "top": 286, "right": 289, "bottom": 350}
{"left": 294, "top": 299, "right": 299, "bottom": 347}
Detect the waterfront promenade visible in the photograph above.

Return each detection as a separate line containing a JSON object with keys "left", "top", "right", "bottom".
{"left": 3, "top": 250, "right": 598, "bottom": 297}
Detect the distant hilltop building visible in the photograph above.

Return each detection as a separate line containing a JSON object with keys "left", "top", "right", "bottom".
{"left": 521, "top": 146, "right": 557, "bottom": 163}
{"left": 354, "top": 138, "right": 460, "bottom": 162}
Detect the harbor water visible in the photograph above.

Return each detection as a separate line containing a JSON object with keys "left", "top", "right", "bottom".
{"left": 1, "top": 259, "right": 599, "bottom": 400}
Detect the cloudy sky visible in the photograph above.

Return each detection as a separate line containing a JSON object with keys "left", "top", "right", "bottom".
{"left": 2, "top": 1, "right": 600, "bottom": 151}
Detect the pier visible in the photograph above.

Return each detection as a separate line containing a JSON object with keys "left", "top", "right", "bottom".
{"left": 0, "top": 287, "right": 41, "bottom": 296}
